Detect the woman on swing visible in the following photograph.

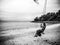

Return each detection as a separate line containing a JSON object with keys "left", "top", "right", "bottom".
{"left": 34, "top": 23, "right": 46, "bottom": 37}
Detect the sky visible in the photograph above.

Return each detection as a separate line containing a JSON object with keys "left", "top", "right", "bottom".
{"left": 0, "top": 0, "right": 60, "bottom": 21}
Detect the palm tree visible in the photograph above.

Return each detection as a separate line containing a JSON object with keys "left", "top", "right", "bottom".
{"left": 34, "top": 0, "right": 39, "bottom": 4}
{"left": 34, "top": 0, "right": 47, "bottom": 14}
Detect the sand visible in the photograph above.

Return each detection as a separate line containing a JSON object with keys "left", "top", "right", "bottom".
{"left": 0, "top": 23, "right": 60, "bottom": 45}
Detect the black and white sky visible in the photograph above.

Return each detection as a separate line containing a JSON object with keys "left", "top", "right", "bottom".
{"left": 0, "top": 0, "right": 60, "bottom": 21}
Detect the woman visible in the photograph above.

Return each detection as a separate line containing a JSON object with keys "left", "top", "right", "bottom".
{"left": 34, "top": 23, "right": 46, "bottom": 37}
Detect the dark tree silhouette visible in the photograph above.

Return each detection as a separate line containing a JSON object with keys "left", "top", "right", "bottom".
{"left": 34, "top": 17, "right": 39, "bottom": 21}
{"left": 34, "top": 10, "right": 60, "bottom": 21}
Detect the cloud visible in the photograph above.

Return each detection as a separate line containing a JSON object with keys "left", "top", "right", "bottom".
{"left": 0, "top": 0, "right": 60, "bottom": 21}
{"left": 57, "top": 0, "right": 60, "bottom": 7}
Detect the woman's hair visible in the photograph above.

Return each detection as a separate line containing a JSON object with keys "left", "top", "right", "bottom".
{"left": 40, "top": 23, "right": 46, "bottom": 30}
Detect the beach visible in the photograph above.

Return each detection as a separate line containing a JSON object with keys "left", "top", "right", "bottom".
{"left": 0, "top": 22, "right": 60, "bottom": 45}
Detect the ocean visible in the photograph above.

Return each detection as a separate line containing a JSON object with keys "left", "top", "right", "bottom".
{"left": 0, "top": 21, "right": 41, "bottom": 37}
{"left": 1, "top": 22, "right": 40, "bottom": 30}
